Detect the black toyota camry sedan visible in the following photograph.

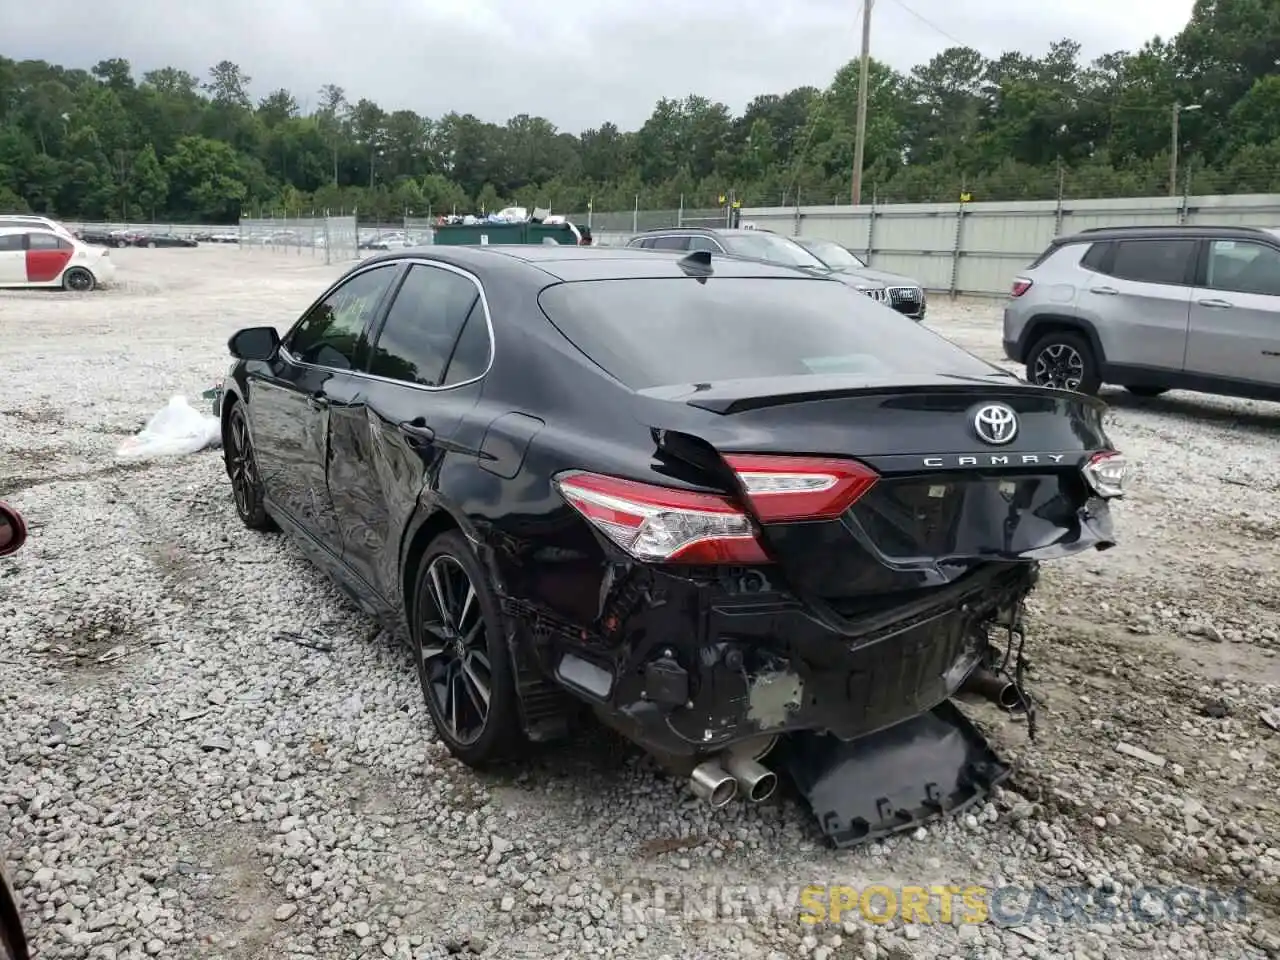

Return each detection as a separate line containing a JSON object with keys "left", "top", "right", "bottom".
{"left": 219, "top": 245, "right": 1126, "bottom": 845}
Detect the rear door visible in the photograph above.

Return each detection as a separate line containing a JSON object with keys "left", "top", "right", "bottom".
{"left": 1074, "top": 238, "right": 1196, "bottom": 370}
{"left": 249, "top": 261, "right": 403, "bottom": 550}
{"left": 26, "top": 231, "right": 74, "bottom": 283}
{"left": 1185, "top": 238, "right": 1280, "bottom": 386}
{"left": 328, "top": 261, "right": 491, "bottom": 595}
{"left": 0, "top": 233, "right": 25, "bottom": 284}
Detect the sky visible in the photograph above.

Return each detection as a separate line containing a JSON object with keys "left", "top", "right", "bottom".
{"left": 2, "top": 0, "right": 1197, "bottom": 133}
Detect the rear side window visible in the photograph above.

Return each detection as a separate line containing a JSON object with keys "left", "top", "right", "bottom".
{"left": 650, "top": 236, "right": 687, "bottom": 250}
{"left": 0, "top": 234, "right": 23, "bottom": 252}
{"left": 1107, "top": 239, "right": 1196, "bottom": 285}
{"left": 1079, "top": 241, "right": 1113, "bottom": 272}
{"left": 28, "top": 232, "right": 71, "bottom": 250}
{"left": 367, "top": 263, "right": 480, "bottom": 387}
{"left": 538, "top": 277, "right": 995, "bottom": 390}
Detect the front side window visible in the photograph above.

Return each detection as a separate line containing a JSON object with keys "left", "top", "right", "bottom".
{"left": 687, "top": 235, "right": 723, "bottom": 253}
{"left": 366, "top": 264, "right": 482, "bottom": 387}
{"left": 1206, "top": 240, "right": 1280, "bottom": 297}
{"left": 1107, "top": 239, "right": 1196, "bottom": 286}
{"left": 287, "top": 263, "right": 399, "bottom": 370}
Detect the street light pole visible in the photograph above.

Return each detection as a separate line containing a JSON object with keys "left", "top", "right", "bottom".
{"left": 1170, "top": 103, "right": 1201, "bottom": 197}
{"left": 851, "top": 0, "right": 874, "bottom": 206}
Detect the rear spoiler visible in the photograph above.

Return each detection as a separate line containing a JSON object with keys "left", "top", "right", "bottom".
{"left": 637, "top": 372, "right": 1028, "bottom": 415}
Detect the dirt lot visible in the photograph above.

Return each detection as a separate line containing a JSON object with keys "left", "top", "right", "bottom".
{"left": 1, "top": 247, "right": 1278, "bottom": 960}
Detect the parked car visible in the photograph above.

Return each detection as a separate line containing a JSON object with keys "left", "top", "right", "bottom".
{"left": 791, "top": 236, "right": 927, "bottom": 320}
{"left": 129, "top": 232, "right": 198, "bottom": 248}
{"left": 0, "top": 226, "right": 115, "bottom": 291}
{"left": 217, "top": 245, "right": 1125, "bottom": 846}
{"left": 1004, "top": 224, "right": 1280, "bottom": 400}
{"left": 0, "top": 501, "right": 31, "bottom": 960}
{"left": 625, "top": 227, "right": 922, "bottom": 317}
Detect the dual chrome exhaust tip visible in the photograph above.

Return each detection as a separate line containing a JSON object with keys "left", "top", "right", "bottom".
{"left": 689, "top": 754, "right": 778, "bottom": 808}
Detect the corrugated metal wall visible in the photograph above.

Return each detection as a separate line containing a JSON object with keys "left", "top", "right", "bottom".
{"left": 739, "top": 193, "right": 1280, "bottom": 296}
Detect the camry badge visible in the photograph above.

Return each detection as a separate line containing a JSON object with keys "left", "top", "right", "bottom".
{"left": 973, "top": 403, "right": 1018, "bottom": 445}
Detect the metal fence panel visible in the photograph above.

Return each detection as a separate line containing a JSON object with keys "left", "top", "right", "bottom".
{"left": 236, "top": 216, "right": 359, "bottom": 264}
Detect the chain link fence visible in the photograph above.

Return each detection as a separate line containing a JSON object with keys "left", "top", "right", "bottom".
{"left": 236, "top": 216, "right": 359, "bottom": 264}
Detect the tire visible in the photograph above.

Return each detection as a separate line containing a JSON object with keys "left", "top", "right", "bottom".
{"left": 61, "top": 267, "right": 95, "bottom": 292}
{"left": 1124, "top": 385, "right": 1169, "bottom": 398}
{"left": 1025, "top": 331, "right": 1101, "bottom": 394}
{"left": 223, "top": 402, "right": 276, "bottom": 531}
{"left": 116, "top": 240, "right": 127, "bottom": 248}
{"left": 411, "top": 530, "right": 523, "bottom": 767}
{"left": 146, "top": 241, "right": 157, "bottom": 248}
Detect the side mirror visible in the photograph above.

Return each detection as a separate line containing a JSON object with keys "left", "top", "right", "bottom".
{"left": 228, "top": 326, "right": 280, "bottom": 362}
{"left": 0, "top": 502, "right": 28, "bottom": 558}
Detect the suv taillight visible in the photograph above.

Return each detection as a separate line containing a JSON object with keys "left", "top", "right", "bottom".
{"left": 1011, "top": 277, "right": 1033, "bottom": 297}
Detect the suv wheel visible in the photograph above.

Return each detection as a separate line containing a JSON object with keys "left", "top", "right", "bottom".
{"left": 1026, "top": 331, "right": 1101, "bottom": 394}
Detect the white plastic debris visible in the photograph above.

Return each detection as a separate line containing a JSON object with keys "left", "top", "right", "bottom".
{"left": 115, "top": 395, "right": 221, "bottom": 460}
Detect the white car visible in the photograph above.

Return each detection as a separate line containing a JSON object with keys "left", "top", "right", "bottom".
{"left": 0, "top": 226, "right": 116, "bottom": 291}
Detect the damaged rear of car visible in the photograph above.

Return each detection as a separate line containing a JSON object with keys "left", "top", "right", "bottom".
{"left": 513, "top": 255, "right": 1124, "bottom": 845}
{"left": 219, "top": 245, "right": 1123, "bottom": 849}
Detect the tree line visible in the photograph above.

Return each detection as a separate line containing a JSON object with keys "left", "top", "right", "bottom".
{"left": 1, "top": 0, "right": 1277, "bottom": 223}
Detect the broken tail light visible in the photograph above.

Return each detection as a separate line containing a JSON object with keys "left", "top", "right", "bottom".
{"left": 724, "top": 455, "right": 879, "bottom": 522}
{"left": 1010, "top": 277, "right": 1032, "bottom": 297}
{"left": 554, "top": 472, "right": 768, "bottom": 563}
{"left": 1082, "top": 451, "right": 1127, "bottom": 499}
{"left": 555, "top": 456, "right": 881, "bottom": 563}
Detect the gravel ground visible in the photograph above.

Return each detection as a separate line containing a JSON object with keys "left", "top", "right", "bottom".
{"left": 1, "top": 248, "right": 1278, "bottom": 960}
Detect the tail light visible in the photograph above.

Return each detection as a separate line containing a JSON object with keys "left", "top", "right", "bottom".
{"left": 723, "top": 455, "right": 878, "bottom": 522}
{"left": 554, "top": 456, "right": 880, "bottom": 564}
{"left": 1010, "top": 277, "right": 1033, "bottom": 297}
{"left": 554, "top": 472, "right": 767, "bottom": 563}
{"left": 1082, "top": 451, "right": 1127, "bottom": 499}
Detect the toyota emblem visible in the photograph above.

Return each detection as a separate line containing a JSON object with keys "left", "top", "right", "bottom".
{"left": 973, "top": 403, "right": 1019, "bottom": 445}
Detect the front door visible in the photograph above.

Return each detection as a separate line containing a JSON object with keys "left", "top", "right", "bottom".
{"left": 0, "top": 233, "right": 25, "bottom": 284}
{"left": 328, "top": 261, "right": 491, "bottom": 596}
{"left": 1185, "top": 238, "right": 1280, "bottom": 386}
{"left": 248, "top": 261, "right": 403, "bottom": 549}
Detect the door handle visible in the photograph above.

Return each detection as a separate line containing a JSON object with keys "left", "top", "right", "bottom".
{"left": 398, "top": 420, "right": 435, "bottom": 447}
{"left": 307, "top": 394, "right": 329, "bottom": 410}
{"left": 1089, "top": 286, "right": 1118, "bottom": 295}
{"left": 1197, "top": 298, "right": 1232, "bottom": 308}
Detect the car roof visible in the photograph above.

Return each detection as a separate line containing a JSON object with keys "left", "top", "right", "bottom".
{"left": 0, "top": 224, "right": 60, "bottom": 236}
{"left": 630, "top": 227, "right": 769, "bottom": 237}
{"left": 354, "top": 245, "right": 832, "bottom": 283}
{"left": 1054, "top": 224, "right": 1280, "bottom": 245}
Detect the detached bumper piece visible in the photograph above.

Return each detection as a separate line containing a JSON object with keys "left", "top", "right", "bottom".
{"left": 779, "top": 699, "right": 1010, "bottom": 849}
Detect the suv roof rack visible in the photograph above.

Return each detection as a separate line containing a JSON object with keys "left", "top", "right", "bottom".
{"left": 1075, "top": 224, "right": 1270, "bottom": 235}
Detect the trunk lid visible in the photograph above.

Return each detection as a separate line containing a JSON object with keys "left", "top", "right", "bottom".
{"left": 639, "top": 374, "right": 1116, "bottom": 601}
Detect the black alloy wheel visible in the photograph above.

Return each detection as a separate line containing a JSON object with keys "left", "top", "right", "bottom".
{"left": 412, "top": 531, "right": 522, "bottom": 767}
{"left": 225, "top": 404, "right": 275, "bottom": 531}
{"left": 1026, "top": 331, "right": 1101, "bottom": 394}
{"left": 61, "top": 267, "right": 95, "bottom": 292}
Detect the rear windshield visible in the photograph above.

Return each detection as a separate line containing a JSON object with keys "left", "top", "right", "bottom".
{"left": 538, "top": 277, "right": 995, "bottom": 389}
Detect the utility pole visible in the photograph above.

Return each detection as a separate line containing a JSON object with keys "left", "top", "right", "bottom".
{"left": 851, "top": 0, "right": 874, "bottom": 205}
{"left": 1169, "top": 102, "right": 1201, "bottom": 198}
